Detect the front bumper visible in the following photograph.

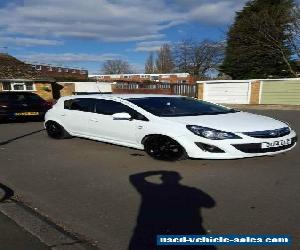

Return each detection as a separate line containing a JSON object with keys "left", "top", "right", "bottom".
{"left": 177, "top": 130, "right": 297, "bottom": 159}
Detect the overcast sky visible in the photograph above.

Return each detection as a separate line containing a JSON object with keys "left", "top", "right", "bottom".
{"left": 0, "top": 0, "right": 248, "bottom": 73}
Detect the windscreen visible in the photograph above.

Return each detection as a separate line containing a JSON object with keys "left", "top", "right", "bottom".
{"left": 127, "top": 97, "right": 238, "bottom": 117}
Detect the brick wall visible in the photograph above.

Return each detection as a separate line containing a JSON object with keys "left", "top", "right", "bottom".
{"left": 250, "top": 80, "right": 261, "bottom": 104}
{"left": 58, "top": 83, "right": 75, "bottom": 97}
{"left": 197, "top": 83, "right": 204, "bottom": 100}
{"left": 35, "top": 83, "right": 53, "bottom": 101}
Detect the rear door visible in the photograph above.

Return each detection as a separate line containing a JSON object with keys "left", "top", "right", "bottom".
{"left": 62, "top": 98, "right": 95, "bottom": 136}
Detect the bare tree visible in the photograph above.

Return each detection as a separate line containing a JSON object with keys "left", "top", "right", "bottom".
{"left": 173, "top": 39, "right": 195, "bottom": 73}
{"left": 155, "top": 44, "right": 174, "bottom": 73}
{"left": 144, "top": 52, "right": 155, "bottom": 73}
{"left": 101, "top": 59, "right": 133, "bottom": 74}
{"left": 173, "top": 39, "right": 224, "bottom": 78}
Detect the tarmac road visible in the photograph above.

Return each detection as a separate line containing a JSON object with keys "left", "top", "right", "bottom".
{"left": 0, "top": 109, "right": 299, "bottom": 250}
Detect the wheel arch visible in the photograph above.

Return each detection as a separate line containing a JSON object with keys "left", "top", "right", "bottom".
{"left": 44, "top": 119, "right": 71, "bottom": 134}
{"left": 141, "top": 134, "right": 187, "bottom": 151}
{"left": 141, "top": 134, "right": 189, "bottom": 160}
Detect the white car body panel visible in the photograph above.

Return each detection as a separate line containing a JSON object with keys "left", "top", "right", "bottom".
{"left": 45, "top": 94, "right": 297, "bottom": 159}
{"left": 162, "top": 112, "right": 287, "bottom": 132}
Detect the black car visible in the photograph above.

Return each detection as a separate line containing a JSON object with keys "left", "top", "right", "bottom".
{"left": 0, "top": 92, "right": 52, "bottom": 121}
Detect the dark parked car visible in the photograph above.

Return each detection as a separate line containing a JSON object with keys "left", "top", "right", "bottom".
{"left": 0, "top": 92, "right": 52, "bottom": 121}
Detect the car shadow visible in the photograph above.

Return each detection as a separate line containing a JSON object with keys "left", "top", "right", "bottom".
{"left": 0, "top": 183, "right": 14, "bottom": 202}
{"left": 129, "top": 171, "right": 217, "bottom": 250}
{"left": 0, "top": 129, "right": 45, "bottom": 146}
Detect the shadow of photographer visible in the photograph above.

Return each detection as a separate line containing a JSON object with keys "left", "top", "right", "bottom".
{"left": 129, "top": 171, "right": 217, "bottom": 250}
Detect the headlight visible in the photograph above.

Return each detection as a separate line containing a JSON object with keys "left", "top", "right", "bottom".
{"left": 186, "top": 125, "right": 242, "bottom": 140}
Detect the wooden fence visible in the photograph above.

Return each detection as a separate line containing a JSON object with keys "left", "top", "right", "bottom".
{"left": 113, "top": 82, "right": 197, "bottom": 97}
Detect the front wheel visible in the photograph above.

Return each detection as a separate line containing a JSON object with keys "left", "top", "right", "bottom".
{"left": 144, "top": 135, "right": 187, "bottom": 161}
{"left": 45, "top": 121, "right": 70, "bottom": 139}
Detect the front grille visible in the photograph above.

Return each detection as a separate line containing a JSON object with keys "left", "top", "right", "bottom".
{"left": 232, "top": 137, "right": 297, "bottom": 153}
{"left": 243, "top": 127, "right": 290, "bottom": 138}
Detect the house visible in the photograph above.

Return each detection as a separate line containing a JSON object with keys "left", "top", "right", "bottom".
{"left": 30, "top": 64, "right": 88, "bottom": 81}
{"left": 0, "top": 53, "right": 55, "bottom": 101}
{"left": 89, "top": 73, "right": 195, "bottom": 84}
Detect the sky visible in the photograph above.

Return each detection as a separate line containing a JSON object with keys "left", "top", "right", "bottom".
{"left": 0, "top": 0, "right": 249, "bottom": 74}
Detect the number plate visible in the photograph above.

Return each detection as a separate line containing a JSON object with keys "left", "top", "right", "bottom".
{"left": 261, "top": 139, "right": 292, "bottom": 149}
{"left": 15, "top": 112, "right": 39, "bottom": 116}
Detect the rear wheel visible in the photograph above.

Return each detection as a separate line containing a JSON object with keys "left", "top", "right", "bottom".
{"left": 144, "top": 135, "right": 187, "bottom": 161}
{"left": 45, "top": 121, "right": 70, "bottom": 139}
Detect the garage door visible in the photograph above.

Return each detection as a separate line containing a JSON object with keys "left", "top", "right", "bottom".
{"left": 261, "top": 80, "right": 300, "bottom": 105}
{"left": 203, "top": 82, "right": 250, "bottom": 104}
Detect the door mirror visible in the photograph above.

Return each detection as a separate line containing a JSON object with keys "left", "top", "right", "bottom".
{"left": 112, "top": 112, "right": 132, "bottom": 120}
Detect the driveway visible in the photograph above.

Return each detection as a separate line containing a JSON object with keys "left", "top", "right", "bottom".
{"left": 0, "top": 110, "right": 299, "bottom": 250}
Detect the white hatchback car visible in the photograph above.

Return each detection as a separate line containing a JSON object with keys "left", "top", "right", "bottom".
{"left": 45, "top": 94, "right": 297, "bottom": 161}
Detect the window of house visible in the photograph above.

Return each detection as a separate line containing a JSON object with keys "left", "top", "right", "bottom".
{"left": 25, "top": 83, "right": 34, "bottom": 90}
{"left": 6, "top": 82, "right": 36, "bottom": 91}
{"left": 2, "top": 82, "right": 11, "bottom": 90}
{"left": 12, "top": 84, "right": 25, "bottom": 91}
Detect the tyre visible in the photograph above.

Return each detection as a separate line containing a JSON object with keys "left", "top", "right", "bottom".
{"left": 144, "top": 135, "right": 187, "bottom": 161}
{"left": 45, "top": 121, "right": 71, "bottom": 139}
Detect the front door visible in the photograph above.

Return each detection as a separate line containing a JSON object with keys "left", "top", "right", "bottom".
{"left": 87, "top": 99, "right": 148, "bottom": 146}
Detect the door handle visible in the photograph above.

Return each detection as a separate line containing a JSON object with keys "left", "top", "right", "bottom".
{"left": 89, "top": 118, "right": 99, "bottom": 122}
{"left": 60, "top": 114, "right": 66, "bottom": 116}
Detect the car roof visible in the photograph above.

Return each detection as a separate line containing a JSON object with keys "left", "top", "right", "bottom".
{"left": 61, "top": 94, "right": 182, "bottom": 100}
{"left": 0, "top": 91, "right": 37, "bottom": 95}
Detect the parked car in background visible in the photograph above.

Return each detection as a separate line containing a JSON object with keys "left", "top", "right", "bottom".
{"left": 45, "top": 94, "right": 297, "bottom": 161}
{"left": 0, "top": 92, "right": 52, "bottom": 121}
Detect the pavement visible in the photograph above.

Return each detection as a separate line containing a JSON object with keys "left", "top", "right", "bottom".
{"left": 0, "top": 109, "right": 299, "bottom": 250}
{"left": 0, "top": 183, "right": 49, "bottom": 250}
{"left": 0, "top": 209, "right": 50, "bottom": 250}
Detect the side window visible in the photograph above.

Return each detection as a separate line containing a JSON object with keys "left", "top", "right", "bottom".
{"left": 95, "top": 100, "right": 148, "bottom": 121}
{"left": 64, "top": 99, "right": 73, "bottom": 109}
{"left": 65, "top": 98, "right": 95, "bottom": 112}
